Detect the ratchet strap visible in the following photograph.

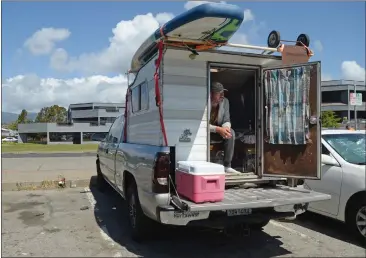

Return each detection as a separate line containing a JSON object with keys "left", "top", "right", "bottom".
{"left": 154, "top": 40, "right": 168, "bottom": 146}
{"left": 123, "top": 88, "right": 130, "bottom": 142}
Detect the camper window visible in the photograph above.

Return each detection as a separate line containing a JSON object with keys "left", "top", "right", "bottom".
{"left": 209, "top": 67, "right": 257, "bottom": 174}
{"left": 131, "top": 81, "right": 149, "bottom": 113}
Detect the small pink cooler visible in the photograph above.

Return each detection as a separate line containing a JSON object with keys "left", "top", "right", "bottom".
{"left": 175, "top": 161, "right": 225, "bottom": 204}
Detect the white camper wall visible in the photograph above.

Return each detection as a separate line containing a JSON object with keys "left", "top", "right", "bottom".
{"left": 127, "top": 55, "right": 162, "bottom": 145}
{"left": 162, "top": 53, "right": 208, "bottom": 162}
{"left": 161, "top": 48, "right": 283, "bottom": 163}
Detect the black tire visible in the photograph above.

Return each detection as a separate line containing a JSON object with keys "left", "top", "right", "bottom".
{"left": 250, "top": 219, "right": 270, "bottom": 230}
{"left": 96, "top": 160, "right": 108, "bottom": 192}
{"left": 346, "top": 198, "right": 366, "bottom": 241}
{"left": 296, "top": 33, "right": 310, "bottom": 47}
{"left": 267, "top": 30, "right": 281, "bottom": 48}
{"left": 126, "top": 181, "right": 155, "bottom": 242}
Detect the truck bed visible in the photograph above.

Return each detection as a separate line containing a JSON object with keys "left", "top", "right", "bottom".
{"left": 181, "top": 185, "right": 331, "bottom": 212}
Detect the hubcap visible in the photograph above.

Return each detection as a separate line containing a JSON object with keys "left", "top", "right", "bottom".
{"left": 356, "top": 206, "right": 366, "bottom": 237}
{"left": 269, "top": 34, "right": 276, "bottom": 45}
{"left": 129, "top": 194, "right": 137, "bottom": 229}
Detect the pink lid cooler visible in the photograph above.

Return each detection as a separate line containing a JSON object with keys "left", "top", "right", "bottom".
{"left": 175, "top": 161, "right": 225, "bottom": 204}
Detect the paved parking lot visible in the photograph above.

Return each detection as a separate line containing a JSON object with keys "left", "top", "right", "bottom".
{"left": 2, "top": 183, "right": 365, "bottom": 257}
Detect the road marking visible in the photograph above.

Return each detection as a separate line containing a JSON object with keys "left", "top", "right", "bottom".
{"left": 84, "top": 187, "right": 116, "bottom": 248}
{"left": 269, "top": 220, "right": 316, "bottom": 241}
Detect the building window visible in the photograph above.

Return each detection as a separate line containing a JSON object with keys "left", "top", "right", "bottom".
{"left": 131, "top": 80, "right": 149, "bottom": 113}
{"left": 82, "top": 132, "right": 108, "bottom": 142}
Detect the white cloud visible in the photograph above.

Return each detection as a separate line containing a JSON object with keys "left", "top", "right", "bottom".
{"left": 50, "top": 12, "right": 174, "bottom": 74}
{"left": 184, "top": 1, "right": 226, "bottom": 10}
{"left": 322, "top": 73, "right": 332, "bottom": 81}
{"left": 314, "top": 40, "right": 323, "bottom": 52}
{"left": 155, "top": 12, "right": 175, "bottom": 25}
{"left": 341, "top": 61, "right": 366, "bottom": 81}
{"left": 24, "top": 28, "right": 70, "bottom": 55}
{"left": 2, "top": 74, "right": 128, "bottom": 113}
{"left": 243, "top": 9, "right": 254, "bottom": 23}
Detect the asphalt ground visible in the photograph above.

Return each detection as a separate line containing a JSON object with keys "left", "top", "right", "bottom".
{"left": 2, "top": 152, "right": 95, "bottom": 158}
{"left": 2, "top": 184, "right": 365, "bottom": 257}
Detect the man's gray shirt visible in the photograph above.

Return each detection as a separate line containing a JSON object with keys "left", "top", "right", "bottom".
{"left": 209, "top": 97, "right": 231, "bottom": 132}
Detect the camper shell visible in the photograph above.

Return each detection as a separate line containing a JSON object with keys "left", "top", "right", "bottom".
{"left": 126, "top": 46, "right": 321, "bottom": 183}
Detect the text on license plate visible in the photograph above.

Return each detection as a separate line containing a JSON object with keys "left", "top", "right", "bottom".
{"left": 227, "top": 208, "right": 252, "bottom": 216}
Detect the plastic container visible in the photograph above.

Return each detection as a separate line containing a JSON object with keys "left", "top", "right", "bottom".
{"left": 175, "top": 161, "right": 225, "bottom": 203}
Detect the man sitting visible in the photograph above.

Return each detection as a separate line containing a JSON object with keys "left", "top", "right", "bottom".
{"left": 209, "top": 81, "right": 241, "bottom": 174}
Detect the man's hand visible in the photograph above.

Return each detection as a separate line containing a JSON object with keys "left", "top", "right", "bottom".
{"left": 216, "top": 126, "right": 232, "bottom": 139}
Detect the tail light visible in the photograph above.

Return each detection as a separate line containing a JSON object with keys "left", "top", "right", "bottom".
{"left": 152, "top": 152, "right": 171, "bottom": 193}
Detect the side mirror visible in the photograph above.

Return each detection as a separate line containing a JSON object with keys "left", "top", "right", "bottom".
{"left": 322, "top": 154, "right": 340, "bottom": 167}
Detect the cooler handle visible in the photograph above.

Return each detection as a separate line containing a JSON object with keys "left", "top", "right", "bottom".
{"left": 201, "top": 176, "right": 221, "bottom": 190}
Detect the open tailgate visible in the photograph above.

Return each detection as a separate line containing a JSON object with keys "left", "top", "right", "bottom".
{"left": 182, "top": 186, "right": 331, "bottom": 212}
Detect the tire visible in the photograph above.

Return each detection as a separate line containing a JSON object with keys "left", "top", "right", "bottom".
{"left": 250, "top": 219, "right": 270, "bottom": 230}
{"left": 126, "top": 181, "right": 155, "bottom": 242}
{"left": 267, "top": 30, "right": 281, "bottom": 48}
{"left": 296, "top": 33, "right": 310, "bottom": 47}
{"left": 96, "top": 160, "right": 108, "bottom": 192}
{"left": 346, "top": 199, "right": 366, "bottom": 241}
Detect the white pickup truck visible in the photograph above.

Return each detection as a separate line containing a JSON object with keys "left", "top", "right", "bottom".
{"left": 95, "top": 39, "right": 332, "bottom": 241}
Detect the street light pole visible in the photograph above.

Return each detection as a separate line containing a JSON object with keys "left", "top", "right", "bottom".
{"left": 354, "top": 82, "right": 358, "bottom": 130}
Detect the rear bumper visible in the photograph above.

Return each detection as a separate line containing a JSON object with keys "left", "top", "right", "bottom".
{"left": 156, "top": 186, "right": 331, "bottom": 226}
{"left": 157, "top": 206, "right": 298, "bottom": 226}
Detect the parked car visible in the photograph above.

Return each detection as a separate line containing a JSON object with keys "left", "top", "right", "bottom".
{"left": 2, "top": 137, "right": 18, "bottom": 143}
{"left": 303, "top": 130, "right": 366, "bottom": 240}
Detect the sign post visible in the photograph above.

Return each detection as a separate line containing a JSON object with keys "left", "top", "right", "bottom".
{"left": 350, "top": 90, "right": 363, "bottom": 130}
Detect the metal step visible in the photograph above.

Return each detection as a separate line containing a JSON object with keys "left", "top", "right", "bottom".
{"left": 225, "top": 173, "right": 286, "bottom": 186}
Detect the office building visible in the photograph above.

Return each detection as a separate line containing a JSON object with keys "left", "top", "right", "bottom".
{"left": 321, "top": 80, "right": 365, "bottom": 121}
{"left": 18, "top": 102, "right": 125, "bottom": 144}
{"left": 67, "top": 102, "right": 125, "bottom": 124}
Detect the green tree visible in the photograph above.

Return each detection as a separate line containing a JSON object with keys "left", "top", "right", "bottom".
{"left": 17, "top": 109, "right": 29, "bottom": 124}
{"left": 7, "top": 122, "right": 18, "bottom": 131}
{"left": 321, "top": 111, "right": 341, "bottom": 128}
{"left": 7, "top": 109, "right": 32, "bottom": 130}
{"left": 35, "top": 105, "right": 67, "bottom": 123}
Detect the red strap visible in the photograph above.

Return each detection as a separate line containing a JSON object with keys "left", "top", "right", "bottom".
{"left": 123, "top": 88, "right": 130, "bottom": 142}
{"left": 154, "top": 40, "right": 168, "bottom": 146}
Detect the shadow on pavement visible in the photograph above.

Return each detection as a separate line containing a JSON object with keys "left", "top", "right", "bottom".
{"left": 292, "top": 212, "right": 365, "bottom": 248}
{"left": 88, "top": 176, "right": 292, "bottom": 258}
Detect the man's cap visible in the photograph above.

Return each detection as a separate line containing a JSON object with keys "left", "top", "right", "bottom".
{"left": 211, "top": 81, "right": 228, "bottom": 93}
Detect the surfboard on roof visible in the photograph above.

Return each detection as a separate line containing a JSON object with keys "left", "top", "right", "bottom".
{"left": 130, "top": 2, "right": 245, "bottom": 73}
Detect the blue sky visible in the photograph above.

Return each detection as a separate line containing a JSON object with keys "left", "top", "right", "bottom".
{"left": 1, "top": 1, "right": 365, "bottom": 112}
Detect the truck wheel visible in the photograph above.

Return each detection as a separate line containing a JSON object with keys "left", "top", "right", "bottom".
{"left": 250, "top": 219, "right": 270, "bottom": 230}
{"left": 346, "top": 198, "right": 366, "bottom": 241}
{"left": 96, "top": 161, "right": 108, "bottom": 192}
{"left": 126, "top": 182, "right": 154, "bottom": 242}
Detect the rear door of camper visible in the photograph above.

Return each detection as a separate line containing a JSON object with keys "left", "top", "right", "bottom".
{"left": 259, "top": 62, "right": 321, "bottom": 180}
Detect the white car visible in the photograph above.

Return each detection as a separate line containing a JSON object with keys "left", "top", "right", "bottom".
{"left": 2, "top": 137, "right": 18, "bottom": 143}
{"left": 303, "top": 129, "right": 366, "bottom": 240}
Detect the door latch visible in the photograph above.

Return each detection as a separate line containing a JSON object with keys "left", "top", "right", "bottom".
{"left": 309, "top": 116, "right": 318, "bottom": 125}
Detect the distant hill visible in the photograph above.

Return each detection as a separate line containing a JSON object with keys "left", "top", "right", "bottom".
{"left": 2, "top": 112, "right": 38, "bottom": 124}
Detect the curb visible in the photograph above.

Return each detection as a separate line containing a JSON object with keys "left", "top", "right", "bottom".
{"left": 2, "top": 178, "right": 97, "bottom": 191}
{"left": 3, "top": 151, "right": 96, "bottom": 154}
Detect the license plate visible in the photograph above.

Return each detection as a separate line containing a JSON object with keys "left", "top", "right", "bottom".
{"left": 227, "top": 208, "right": 252, "bottom": 217}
